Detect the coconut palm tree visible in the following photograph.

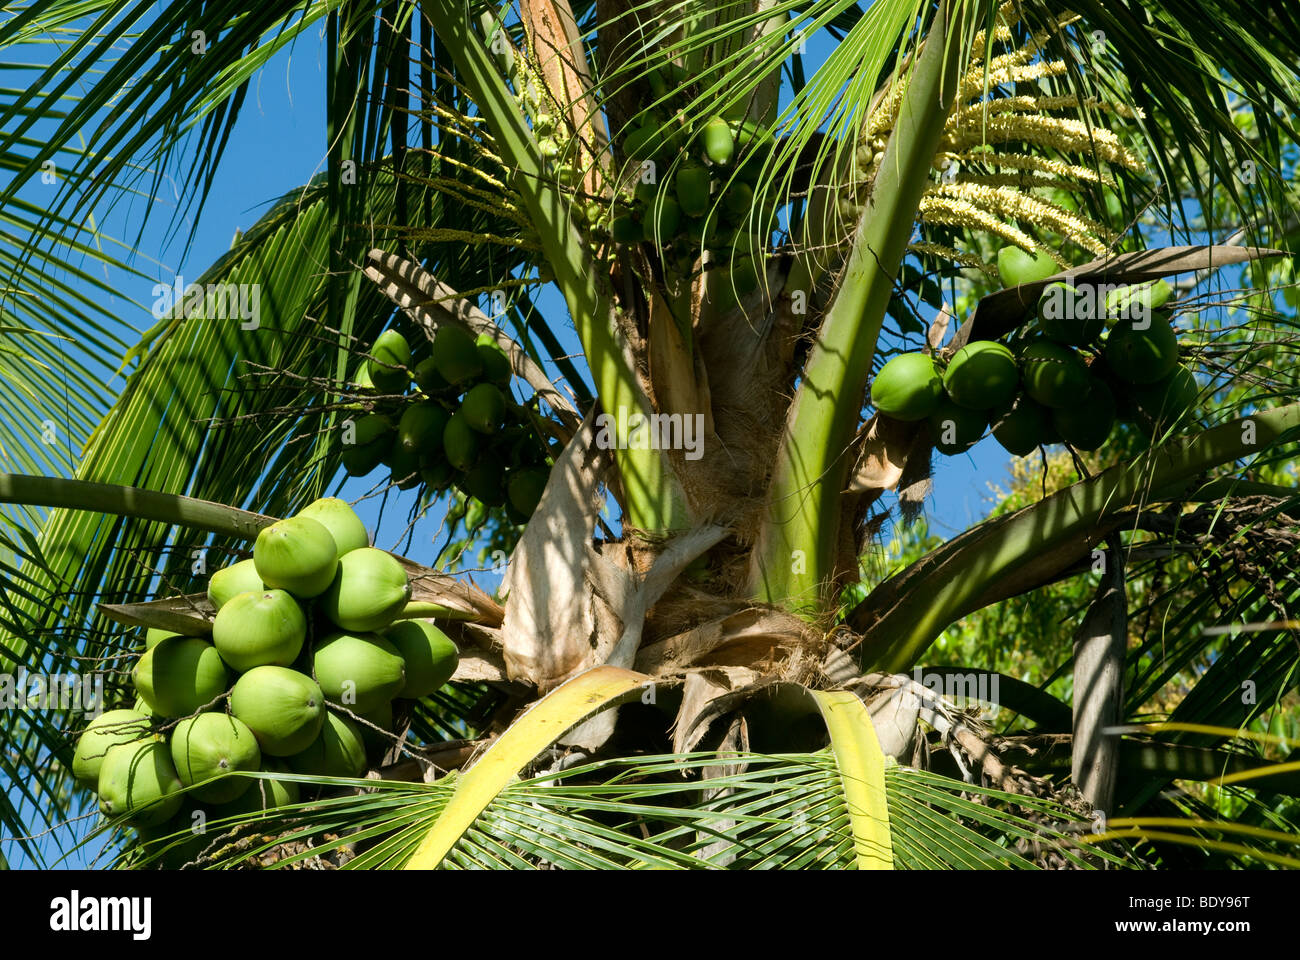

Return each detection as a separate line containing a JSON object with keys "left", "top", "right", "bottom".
{"left": 2, "top": 0, "right": 1300, "bottom": 868}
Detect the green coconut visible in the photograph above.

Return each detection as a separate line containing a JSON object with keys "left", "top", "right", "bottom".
{"left": 97, "top": 740, "right": 183, "bottom": 825}
{"left": 442, "top": 411, "right": 480, "bottom": 472}
{"left": 1037, "top": 282, "right": 1105, "bottom": 346}
{"left": 206, "top": 558, "right": 263, "bottom": 611}
{"left": 927, "top": 396, "right": 988, "bottom": 456}
{"left": 420, "top": 458, "right": 454, "bottom": 492}
{"left": 413, "top": 356, "right": 451, "bottom": 396}
{"left": 229, "top": 758, "right": 300, "bottom": 813}
{"left": 870, "top": 353, "right": 944, "bottom": 421}
{"left": 170, "top": 713, "right": 262, "bottom": 803}
{"left": 212, "top": 588, "right": 306, "bottom": 674}
{"left": 1053, "top": 377, "right": 1117, "bottom": 451}
{"left": 384, "top": 620, "right": 459, "bottom": 699}
{"left": 702, "top": 116, "right": 734, "bottom": 166}
{"left": 476, "top": 334, "right": 513, "bottom": 385}
{"left": 229, "top": 666, "right": 325, "bottom": 757}
{"left": 312, "top": 631, "right": 406, "bottom": 713}
{"left": 253, "top": 515, "right": 339, "bottom": 599}
{"left": 1131, "top": 364, "right": 1198, "bottom": 435}
{"left": 462, "top": 459, "right": 506, "bottom": 507}
{"left": 358, "top": 701, "right": 395, "bottom": 760}
{"left": 133, "top": 637, "right": 229, "bottom": 718}
{"left": 992, "top": 393, "right": 1053, "bottom": 456}
{"left": 396, "top": 403, "right": 450, "bottom": 455}
{"left": 433, "top": 324, "right": 483, "bottom": 385}
{"left": 144, "top": 627, "right": 179, "bottom": 650}
{"left": 647, "top": 194, "right": 682, "bottom": 240}
{"left": 288, "top": 711, "right": 367, "bottom": 779}
{"left": 367, "top": 329, "right": 412, "bottom": 394}
{"left": 341, "top": 413, "right": 396, "bottom": 477}
{"left": 1103, "top": 315, "right": 1179, "bottom": 384}
{"left": 320, "top": 547, "right": 412, "bottom": 633}
{"left": 461, "top": 383, "right": 507, "bottom": 435}
{"left": 674, "top": 163, "right": 711, "bottom": 218}
{"left": 296, "top": 497, "right": 369, "bottom": 556}
{"left": 507, "top": 468, "right": 548, "bottom": 517}
{"left": 942, "top": 341, "right": 1019, "bottom": 410}
{"left": 72, "top": 709, "right": 153, "bottom": 787}
{"left": 384, "top": 441, "right": 423, "bottom": 490}
{"left": 1019, "top": 339, "right": 1090, "bottom": 408}
{"left": 996, "top": 245, "right": 1058, "bottom": 287}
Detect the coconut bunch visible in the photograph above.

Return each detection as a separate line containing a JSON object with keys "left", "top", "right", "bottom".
{"left": 847, "top": 2, "right": 1145, "bottom": 273}
{"left": 343, "top": 326, "right": 552, "bottom": 523}
{"left": 71, "top": 497, "right": 460, "bottom": 828}
{"left": 871, "top": 247, "right": 1198, "bottom": 457}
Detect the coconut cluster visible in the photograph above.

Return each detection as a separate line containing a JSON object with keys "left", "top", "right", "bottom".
{"left": 71, "top": 497, "right": 459, "bottom": 828}
{"left": 345, "top": 327, "right": 552, "bottom": 522}
{"left": 871, "top": 251, "right": 1197, "bottom": 457}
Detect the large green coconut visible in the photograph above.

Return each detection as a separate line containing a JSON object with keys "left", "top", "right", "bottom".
{"left": 476, "top": 334, "right": 513, "bottom": 385}
{"left": 312, "top": 631, "right": 406, "bottom": 713}
{"left": 996, "top": 245, "right": 1058, "bottom": 287}
{"left": 461, "top": 383, "right": 507, "bottom": 435}
{"left": 942, "top": 341, "right": 1019, "bottom": 410}
{"left": 229, "top": 666, "right": 325, "bottom": 757}
{"left": 927, "top": 396, "right": 988, "bottom": 456}
{"left": 72, "top": 709, "right": 153, "bottom": 787}
{"left": 367, "top": 328, "right": 412, "bottom": 394}
{"left": 133, "top": 637, "right": 229, "bottom": 718}
{"left": 1131, "top": 364, "right": 1198, "bottom": 436}
{"left": 170, "top": 713, "right": 262, "bottom": 803}
{"left": 992, "top": 393, "right": 1053, "bottom": 456}
{"left": 1037, "top": 282, "right": 1105, "bottom": 346}
{"left": 207, "top": 558, "right": 263, "bottom": 611}
{"left": 297, "top": 497, "right": 370, "bottom": 556}
{"left": 432, "top": 324, "right": 483, "bottom": 385}
{"left": 97, "top": 740, "right": 183, "bottom": 825}
{"left": 397, "top": 402, "right": 451, "bottom": 456}
{"left": 341, "top": 413, "right": 396, "bottom": 476}
{"left": 253, "top": 515, "right": 338, "bottom": 599}
{"left": 288, "top": 711, "right": 367, "bottom": 779}
{"left": 1053, "top": 377, "right": 1117, "bottom": 451}
{"left": 1103, "top": 315, "right": 1179, "bottom": 384}
{"left": 1018, "top": 339, "right": 1089, "bottom": 408}
{"left": 383, "top": 441, "right": 423, "bottom": 490}
{"left": 320, "top": 547, "right": 412, "bottom": 633}
{"left": 385, "top": 620, "right": 459, "bottom": 699}
{"left": 674, "top": 163, "right": 711, "bottom": 218}
{"left": 212, "top": 588, "right": 306, "bottom": 672}
{"left": 507, "top": 468, "right": 548, "bottom": 517}
{"left": 442, "top": 411, "right": 479, "bottom": 472}
{"left": 870, "top": 353, "right": 944, "bottom": 421}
